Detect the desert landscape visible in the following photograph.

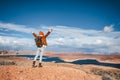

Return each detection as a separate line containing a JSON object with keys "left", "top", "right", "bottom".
{"left": 1, "top": 50, "right": 120, "bottom": 64}
{"left": 0, "top": 50, "right": 120, "bottom": 80}
{"left": 45, "top": 52, "right": 120, "bottom": 64}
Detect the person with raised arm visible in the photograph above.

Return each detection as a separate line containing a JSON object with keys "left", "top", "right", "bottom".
{"left": 32, "top": 28, "right": 53, "bottom": 67}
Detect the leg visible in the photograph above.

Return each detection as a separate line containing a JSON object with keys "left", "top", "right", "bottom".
{"left": 38, "top": 47, "right": 45, "bottom": 67}
{"left": 34, "top": 48, "right": 40, "bottom": 61}
{"left": 32, "top": 48, "right": 40, "bottom": 67}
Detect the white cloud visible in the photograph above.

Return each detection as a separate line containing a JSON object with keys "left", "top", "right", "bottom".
{"left": 46, "top": 26, "right": 120, "bottom": 53}
{"left": 0, "top": 22, "right": 120, "bottom": 53}
{"left": 0, "top": 22, "right": 38, "bottom": 33}
{"left": 0, "top": 36, "right": 35, "bottom": 50}
{"left": 103, "top": 25, "right": 114, "bottom": 32}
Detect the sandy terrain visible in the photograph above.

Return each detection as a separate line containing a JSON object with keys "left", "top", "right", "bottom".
{"left": 0, "top": 66, "right": 101, "bottom": 80}
{"left": 0, "top": 57, "right": 120, "bottom": 80}
{"left": 0, "top": 57, "right": 102, "bottom": 80}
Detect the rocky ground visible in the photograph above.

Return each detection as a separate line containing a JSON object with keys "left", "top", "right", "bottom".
{"left": 0, "top": 57, "right": 120, "bottom": 80}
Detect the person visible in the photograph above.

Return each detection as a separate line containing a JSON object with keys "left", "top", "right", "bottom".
{"left": 32, "top": 28, "right": 53, "bottom": 67}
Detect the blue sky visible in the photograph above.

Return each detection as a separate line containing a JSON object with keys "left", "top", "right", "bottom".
{"left": 0, "top": 0, "right": 120, "bottom": 53}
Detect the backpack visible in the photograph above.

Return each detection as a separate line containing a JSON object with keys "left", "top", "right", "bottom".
{"left": 35, "top": 36, "right": 43, "bottom": 47}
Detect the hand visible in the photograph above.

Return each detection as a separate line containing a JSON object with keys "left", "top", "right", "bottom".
{"left": 31, "top": 31, "right": 34, "bottom": 33}
{"left": 49, "top": 28, "right": 53, "bottom": 32}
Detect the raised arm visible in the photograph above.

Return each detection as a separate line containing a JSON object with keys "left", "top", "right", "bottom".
{"left": 32, "top": 32, "right": 37, "bottom": 38}
{"left": 45, "top": 28, "right": 53, "bottom": 38}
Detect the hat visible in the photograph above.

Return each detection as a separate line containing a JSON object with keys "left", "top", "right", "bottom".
{"left": 39, "top": 31, "right": 44, "bottom": 36}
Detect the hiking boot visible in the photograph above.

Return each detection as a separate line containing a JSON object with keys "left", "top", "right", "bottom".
{"left": 32, "top": 61, "right": 37, "bottom": 68}
{"left": 38, "top": 63, "right": 42, "bottom": 67}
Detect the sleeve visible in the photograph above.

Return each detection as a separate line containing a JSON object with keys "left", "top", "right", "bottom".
{"left": 32, "top": 32, "right": 37, "bottom": 38}
{"left": 45, "top": 31, "right": 51, "bottom": 38}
